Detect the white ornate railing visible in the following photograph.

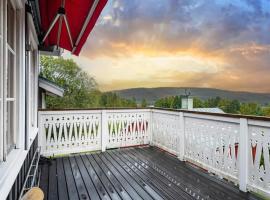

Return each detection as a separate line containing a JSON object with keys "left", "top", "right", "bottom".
{"left": 38, "top": 109, "right": 150, "bottom": 157}
{"left": 38, "top": 108, "right": 270, "bottom": 197}
{"left": 248, "top": 120, "right": 270, "bottom": 195}
{"left": 184, "top": 114, "right": 240, "bottom": 182}
{"left": 106, "top": 110, "right": 150, "bottom": 148}
{"left": 152, "top": 109, "right": 181, "bottom": 155}
{"left": 38, "top": 110, "right": 102, "bottom": 156}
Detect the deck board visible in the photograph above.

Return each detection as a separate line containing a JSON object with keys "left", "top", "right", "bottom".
{"left": 69, "top": 156, "right": 90, "bottom": 200}
{"left": 39, "top": 162, "right": 49, "bottom": 200}
{"left": 39, "top": 146, "right": 261, "bottom": 200}
{"left": 74, "top": 155, "right": 101, "bottom": 200}
{"left": 48, "top": 160, "right": 58, "bottom": 200}
{"left": 81, "top": 153, "right": 111, "bottom": 200}
{"left": 63, "top": 157, "right": 80, "bottom": 200}
{"left": 139, "top": 147, "right": 244, "bottom": 199}
{"left": 127, "top": 149, "right": 196, "bottom": 190}
{"left": 107, "top": 151, "right": 164, "bottom": 200}
{"left": 120, "top": 149, "right": 194, "bottom": 199}
{"left": 56, "top": 158, "right": 69, "bottom": 200}
{"left": 111, "top": 150, "right": 185, "bottom": 200}
{"left": 140, "top": 147, "right": 238, "bottom": 198}
{"left": 95, "top": 153, "right": 143, "bottom": 200}
{"left": 102, "top": 151, "right": 153, "bottom": 200}
{"left": 86, "top": 154, "right": 122, "bottom": 200}
{"left": 92, "top": 154, "right": 132, "bottom": 200}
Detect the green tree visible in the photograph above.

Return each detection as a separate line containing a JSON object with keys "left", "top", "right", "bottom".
{"left": 141, "top": 99, "right": 148, "bottom": 107}
{"left": 40, "top": 56, "right": 98, "bottom": 109}
{"left": 262, "top": 106, "right": 270, "bottom": 117}
{"left": 204, "top": 96, "right": 221, "bottom": 107}
{"left": 99, "top": 92, "right": 137, "bottom": 108}
{"left": 154, "top": 98, "right": 166, "bottom": 108}
{"left": 240, "top": 102, "right": 263, "bottom": 116}
{"left": 227, "top": 100, "right": 240, "bottom": 114}
{"left": 217, "top": 99, "right": 240, "bottom": 114}
{"left": 172, "top": 96, "right": 181, "bottom": 109}
{"left": 193, "top": 97, "right": 204, "bottom": 108}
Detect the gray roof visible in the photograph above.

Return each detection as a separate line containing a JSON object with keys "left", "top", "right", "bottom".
{"left": 190, "top": 107, "right": 225, "bottom": 113}
{"left": 39, "top": 77, "right": 64, "bottom": 97}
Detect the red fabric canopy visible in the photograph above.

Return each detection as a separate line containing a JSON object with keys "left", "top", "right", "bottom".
{"left": 39, "top": 0, "right": 107, "bottom": 56}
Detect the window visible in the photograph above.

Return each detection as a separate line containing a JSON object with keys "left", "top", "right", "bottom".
{"left": 6, "top": 0, "right": 16, "bottom": 155}
{"left": 0, "top": 0, "right": 19, "bottom": 161}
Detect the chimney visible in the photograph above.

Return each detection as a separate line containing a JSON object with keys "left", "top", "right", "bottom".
{"left": 181, "top": 96, "right": 193, "bottom": 110}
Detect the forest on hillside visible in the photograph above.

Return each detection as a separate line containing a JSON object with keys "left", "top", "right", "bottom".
{"left": 154, "top": 96, "right": 270, "bottom": 116}
{"left": 40, "top": 56, "right": 270, "bottom": 117}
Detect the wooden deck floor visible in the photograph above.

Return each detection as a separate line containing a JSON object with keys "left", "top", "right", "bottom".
{"left": 39, "top": 146, "right": 260, "bottom": 200}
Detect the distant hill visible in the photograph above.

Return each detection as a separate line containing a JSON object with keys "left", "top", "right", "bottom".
{"left": 113, "top": 87, "right": 270, "bottom": 105}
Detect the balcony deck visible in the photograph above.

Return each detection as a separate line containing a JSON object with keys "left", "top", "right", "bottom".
{"left": 39, "top": 146, "right": 259, "bottom": 200}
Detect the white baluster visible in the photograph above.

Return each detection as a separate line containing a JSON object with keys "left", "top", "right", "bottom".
{"left": 239, "top": 118, "right": 248, "bottom": 192}
{"left": 178, "top": 112, "right": 185, "bottom": 161}
{"left": 101, "top": 110, "right": 108, "bottom": 152}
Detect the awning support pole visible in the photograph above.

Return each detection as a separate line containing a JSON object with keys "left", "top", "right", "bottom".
{"left": 42, "top": 14, "right": 60, "bottom": 43}
{"left": 63, "top": 15, "right": 74, "bottom": 48}
{"left": 57, "top": 0, "right": 65, "bottom": 49}
{"left": 72, "top": 0, "right": 100, "bottom": 54}
{"left": 42, "top": 0, "right": 72, "bottom": 48}
{"left": 57, "top": 16, "right": 63, "bottom": 48}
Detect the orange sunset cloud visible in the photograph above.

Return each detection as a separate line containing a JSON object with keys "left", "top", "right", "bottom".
{"left": 64, "top": 0, "right": 270, "bottom": 92}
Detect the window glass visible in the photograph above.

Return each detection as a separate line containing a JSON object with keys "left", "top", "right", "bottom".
{"left": 7, "top": 50, "right": 15, "bottom": 98}
{"left": 30, "top": 50, "right": 36, "bottom": 127}
{"left": 4, "top": 0, "right": 16, "bottom": 156}
{"left": 6, "top": 101, "right": 15, "bottom": 153}
{"left": 6, "top": 44, "right": 15, "bottom": 152}
{"left": 7, "top": 0, "right": 14, "bottom": 49}
{"left": 0, "top": 0, "right": 3, "bottom": 38}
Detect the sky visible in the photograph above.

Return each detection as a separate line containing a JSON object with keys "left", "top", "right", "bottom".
{"left": 64, "top": 0, "right": 270, "bottom": 92}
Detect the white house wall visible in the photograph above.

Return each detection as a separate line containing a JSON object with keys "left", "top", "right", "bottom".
{"left": 0, "top": 0, "right": 40, "bottom": 198}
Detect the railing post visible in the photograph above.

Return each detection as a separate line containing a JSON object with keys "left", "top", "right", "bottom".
{"left": 178, "top": 112, "right": 185, "bottom": 161}
{"left": 101, "top": 110, "right": 108, "bottom": 152}
{"left": 38, "top": 112, "right": 44, "bottom": 155}
{"left": 239, "top": 118, "right": 248, "bottom": 192}
{"left": 149, "top": 109, "right": 153, "bottom": 145}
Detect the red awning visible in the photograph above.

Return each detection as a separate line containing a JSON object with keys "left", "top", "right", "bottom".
{"left": 39, "top": 0, "right": 107, "bottom": 56}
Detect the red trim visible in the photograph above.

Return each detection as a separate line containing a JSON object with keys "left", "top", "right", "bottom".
{"left": 154, "top": 146, "right": 178, "bottom": 157}
{"left": 118, "top": 144, "right": 150, "bottom": 150}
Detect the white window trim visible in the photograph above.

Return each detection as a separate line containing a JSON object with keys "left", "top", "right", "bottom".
{"left": 16, "top": 3, "right": 26, "bottom": 150}
{"left": 0, "top": 1, "right": 29, "bottom": 199}
{"left": 4, "top": 0, "right": 18, "bottom": 158}
{"left": 27, "top": 12, "right": 39, "bottom": 148}
{"left": 0, "top": 0, "right": 26, "bottom": 161}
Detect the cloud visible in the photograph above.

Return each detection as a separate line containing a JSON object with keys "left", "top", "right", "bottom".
{"left": 82, "top": 0, "right": 270, "bottom": 56}
{"left": 65, "top": 0, "right": 270, "bottom": 92}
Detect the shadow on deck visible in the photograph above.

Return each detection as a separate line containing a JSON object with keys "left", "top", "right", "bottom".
{"left": 39, "top": 146, "right": 260, "bottom": 200}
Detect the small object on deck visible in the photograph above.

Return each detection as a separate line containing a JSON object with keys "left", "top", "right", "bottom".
{"left": 21, "top": 187, "right": 44, "bottom": 200}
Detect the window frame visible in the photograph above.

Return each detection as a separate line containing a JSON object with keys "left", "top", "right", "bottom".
{"left": 27, "top": 11, "right": 39, "bottom": 147}
{"left": 0, "top": 0, "right": 24, "bottom": 161}
{"left": 5, "top": 0, "right": 17, "bottom": 155}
